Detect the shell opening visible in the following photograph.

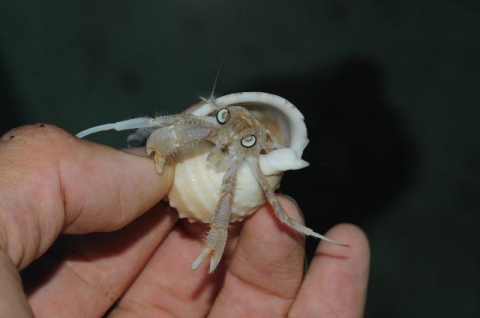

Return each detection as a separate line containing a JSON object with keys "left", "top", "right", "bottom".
{"left": 213, "top": 92, "right": 309, "bottom": 157}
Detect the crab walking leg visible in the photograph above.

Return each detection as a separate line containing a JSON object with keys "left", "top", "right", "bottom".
{"left": 146, "top": 124, "right": 217, "bottom": 173}
{"left": 76, "top": 114, "right": 218, "bottom": 138}
{"left": 76, "top": 117, "right": 166, "bottom": 138}
{"left": 77, "top": 115, "right": 188, "bottom": 138}
{"left": 191, "top": 161, "right": 237, "bottom": 273}
{"left": 127, "top": 127, "right": 156, "bottom": 145}
{"left": 246, "top": 157, "right": 349, "bottom": 247}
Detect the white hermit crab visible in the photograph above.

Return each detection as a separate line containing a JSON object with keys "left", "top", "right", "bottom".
{"left": 77, "top": 92, "right": 347, "bottom": 273}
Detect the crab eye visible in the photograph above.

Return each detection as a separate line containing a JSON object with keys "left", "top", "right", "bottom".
{"left": 241, "top": 135, "right": 256, "bottom": 148}
{"left": 216, "top": 108, "right": 229, "bottom": 124}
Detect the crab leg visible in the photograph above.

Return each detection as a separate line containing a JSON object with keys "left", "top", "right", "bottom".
{"left": 246, "top": 157, "right": 349, "bottom": 247}
{"left": 191, "top": 161, "right": 237, "bottom": 273}
{"left": 77, "top": 117, "right": 159, "bottom": 138}
{"left": 76, "top": 114, "right": 217, "bottom": 138}
{"left": 146, "top": 123, "right": 217, "bottom": 173}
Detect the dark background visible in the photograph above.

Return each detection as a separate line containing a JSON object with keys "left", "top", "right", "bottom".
{"left": 1, "top": 0, "right": 479, "bottom": 317}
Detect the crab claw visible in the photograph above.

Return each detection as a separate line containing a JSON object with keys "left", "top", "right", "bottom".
{"left": 191, "top": 162, "right": 237, "bottom": 273}
{"left": 146, "top": 148, "right": 166, "bottom": 174}
{"left": 191, "top": 226, "right": 228, "bottom": 273}
{"left": 191, "top": 248, "right": 212, "bottom": 272}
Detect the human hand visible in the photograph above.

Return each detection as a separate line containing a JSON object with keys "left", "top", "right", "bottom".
{"left": 0, "top": 124, "right": 369, "bottom": 317}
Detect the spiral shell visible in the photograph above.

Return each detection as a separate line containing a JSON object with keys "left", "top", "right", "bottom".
{"left": 166, "top": 92, "right": 309, "bottom": 222}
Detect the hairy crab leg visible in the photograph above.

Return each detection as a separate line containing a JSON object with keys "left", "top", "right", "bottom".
{"left": 146, "top": 122, "right": 217, "bottom": 173}
{"left": 191, "top": 161, "right": 237, "bottom": 273}
{"left": 246, "top": 157, "right": 349, "bottom": 247}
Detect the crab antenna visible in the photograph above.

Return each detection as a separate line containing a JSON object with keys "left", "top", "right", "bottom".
{"left": 210, "top": 56, "right": 224, "bottom": 100}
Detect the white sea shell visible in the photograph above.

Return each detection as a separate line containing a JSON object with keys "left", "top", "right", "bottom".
{"left": 166, "top": 92, "right": 310, "bottom": 223}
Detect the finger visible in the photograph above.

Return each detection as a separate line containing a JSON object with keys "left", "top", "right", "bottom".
{"left": 23, "top": 203, "right": 178, "bottom": 318}
{"left": 0, "top": 124, "right": 173, "bottom": 269}
{"left": 0, "top": 250, "right": 34, "bottom": 316}
{"left": 289, "top": 224, "right": 370, "bottom": 318}
{"left": 107, "top": 221, "right": 242, "bottom": 317}
{"left": 208, "top": 196, "right": 306, "bottom": 317}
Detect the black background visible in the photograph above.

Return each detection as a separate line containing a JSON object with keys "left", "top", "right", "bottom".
{"left": 1, "top": 1, "right": 479, "bottom": 316}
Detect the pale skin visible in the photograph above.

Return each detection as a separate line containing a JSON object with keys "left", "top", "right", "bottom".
{"left": 0, "top": 124, "right": 370, "bottom": 317}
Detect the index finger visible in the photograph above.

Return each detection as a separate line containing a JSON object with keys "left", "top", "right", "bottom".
{"left": 289, "top": 224, "right": 370, "bottom": 317}
{"left": 0, "top": 124, "right": 173, "bottom": 269}
{"left": 208, "top": 195, "right": 306, "bottom": 317}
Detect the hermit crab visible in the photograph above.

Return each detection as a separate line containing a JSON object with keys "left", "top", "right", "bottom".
{"left": 77, "top": 92, "right": 347, "bottom": 273}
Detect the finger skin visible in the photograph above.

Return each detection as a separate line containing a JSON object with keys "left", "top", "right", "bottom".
{"left": 0, "top": 124, "right": 370, "bottom": 318}
{"left": 0, "top": 250, "right": 34, "bottom": 317}
{"left": 106, "top": 220, "right": 242, "bottom": 317}
{"left": 0, "top": 124, "right": 173, "bottom": 269}
{"left": 208, "top": 196, "right": 306, "bottom": 317}
{"left": 25, "top": 204, "right": 178, "bottom": 318}
{"left": 0, "top": 124, "right": 174, "bottom": 317}
{"left": 289, "top": 224, "right": 370, "bottom": 318}
{"left": 107, "top": 196, "right": 303, "bottom": 318}
{"left": 108, "top": 222, "right": 225, "bottom": 318}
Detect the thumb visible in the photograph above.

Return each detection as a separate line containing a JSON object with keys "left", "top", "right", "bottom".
{"left": 0, "top": 124, "right": 173, "bottom": 269}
